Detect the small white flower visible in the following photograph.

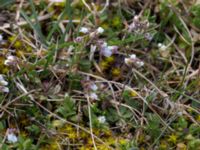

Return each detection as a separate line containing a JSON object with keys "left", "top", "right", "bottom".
{"left": 125, "top": 54, "right": 136, "bottom": 65}
{"left": 101, "top": 47, "right": 112, "bottom": 57}
{"left": 125, "top": 54, "right": 144, "bottom": 67}
{"left": 7, "top": 55, "right": 16, "bottom": 61}
{"left": 130, "top": 54, "right": 136, "bottom": 59}
{"left": 107, "top": 46, "right": 118, "bottom": 53}
{"left": 129, "top": 22, "right": 136, "bottom": 31}
{"left": 75, "top": 36, "right": 83, "bottom": 43}
{"left": 4, "top": 55, "right": 17, "bottom": 66}
{"left": 0, "top": 75, "right": 8, "bottom": 86}
{"left": 98, "top": 116, "right": 106, "bottom": 124}
{"left": 144, "top": 33, "right": 153, "bottom": 41}
{"left": 96, "top": 27, "right": 104, "bottom": 34}
{"left": 134, "top": 15, "right": 139, "bottom": 21}
{"left": 102, "top": 42, "right": 108, "bottom": 47}
{"left": 136, "top": 61, "right": 144, "bottom": 67}
{"left": 89, "top": 92, "right": 98, "bottom": 100}
{"left": 79, "top": 27, "right": 89, "bottom": 34}
{"left": 4, "top": 60, "right": 11, "bottom": 66}
{"left": 158, "top": 43, "right": 163, "bottom": 47}
{"left": 0, "top": 80, "right": 8, "bottom": 86}
{"left": 90, "top": 45, "right": 97, "bottom": 53}
{"left": 107, "top": 46, "right": 116, "bottom": 50}
{"left": 160, "top": 45, "right": 167, "bottom": 51}
{"left": 177, "top": 111, "right": 183, "bottom": 116}
{"left": 124, "top": 58, "right": 131, "bottom": 65}
{"left": 90, "top": 83, "right": 98, "bottom": 91}
{"left": 158, "top": 43, "right": 167, "bottom": 51}
{"left": 99, "top": 42, "right": 118, "bottom": 57}
{"left": 0, "top": 34, "right": 3, "bottom": 41}
{"left": 1, "top": 87, "right": 9, "bottom": 93}
{"left": 0, "top": 74, "right": 4, "bottom": 80}
{"left": 7, "top": 133, "right": 18, "bottom": 143}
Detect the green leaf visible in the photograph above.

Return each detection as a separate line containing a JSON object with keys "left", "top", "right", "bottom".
{"left": 26, "top": 125, "right": 41, "bottom": 135}
{"left": 79, "top": 59, "right": 91, "bottom": 72}
{"left": 177, "top": 117, "right": 188, "bottom": 129}
{"left": 105, "top": 107, "right": 119, "bottom": 123}
{"left": 119, "top": 106, "right": 133, "bottom": 119}
{"left": 145, "top": 113, "right": 161, "bottom": 140}
{"left": 56, "top": 96, "right": 77, "bottom": 119}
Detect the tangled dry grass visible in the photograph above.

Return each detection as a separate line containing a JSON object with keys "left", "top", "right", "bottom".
{"left": 0, "top": 0, "right": 200, "bottom": 149}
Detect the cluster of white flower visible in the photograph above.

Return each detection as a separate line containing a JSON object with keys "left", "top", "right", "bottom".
{"left": 77, "top": 26, "right": 118, "bottom": 57}
{"left": 128, "top": 15, "right": 149, "bottom": 33}
{"left": 99, "top": 42, "right": 118, "bottom": 57}
{"left": 144, "top": 32, "right": 153, "bottom": 41}
{"left": 97, "top": 116, "right": 106, "bottom": 124}
{"left": 158, "top": 43, "right": 167, "bottom": 51}
{"left": 7, "top": 128, "right": 18, "bottom": 143}
{"left": 4, "top": 55, "right": 17, "bottom": 66}
{"left": 0, "top": 74, "right": 9, "bottom": 93}
{"left": 76, "top": 27, "right": 104, "bottom": 43}
{"left": 96, "top": 27, "right": 104, "bottom": 34}
{"left": 89, "top": 82, "right": 98, "bottom": 100}
{"left": 124, "top": 54, "right": 144, "bottom": 67}
{"left": 79, "top": 26, "right": 104, "bottom": 35}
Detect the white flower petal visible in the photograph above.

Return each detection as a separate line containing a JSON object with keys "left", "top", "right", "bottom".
{"left": 102, "top": 42, "right": 108, "bottom": 48}
{"left": 0, "top": 80, "right": 8, "bottom": 86}
{"left": 130, "top": 54, "right": 136, "bottom": 59}
{"left": 90, "top": 83, "right": 98, "bottom": 91}
{"left": 124, "top": 58, "right": 131, "bottom": 65}
{"left": 79, "top": 27, "right": 89, "bottom": 34}
{"left": 4, "top": 60, "right": 11, "bottom": 66}
{"left": 0, "top": 75, "right": 4, "bottom": 80}
{"left": 7, "top": 133, "right": 18, "bottom": 143}
{"left": 7, "top": 55, "right": 16, "bottom": 61}
{"left": 96, "top": 27, "right": 104, "bottom": 34}
{"left": 89, "top": 92, "right": 98, "bottom": 100}
{"left": 136, "top": 61, "right": 144, "bottom": 67}
{"left": 98, "top": 116, "right": 106, "bottom": 123}
{"left": 0, "top": 34, "right": 3, "bottom": 41}
{"left": 1, "top": 87, "right": 9, "bottom": 93}
{"left": 160, "top": 45, "right": 167, "bottom": 51}
{"left": 101, "top": 47, "right": 112, "bottom": 57}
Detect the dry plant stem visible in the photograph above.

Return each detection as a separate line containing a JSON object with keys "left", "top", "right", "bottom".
{"left": 99, "top": 0, "right": 109, "bottom": 14}
{"left": 0, "top": 12, "right": 54, "bottom": 30}
{"left": 185, "top": 68, "right": 200, "bottom": 79}
{"left": 107, "top": 82, "right": 122, "bottom": 118}
{"left": 82, "top": 0, "right": 109, "bottom": 14}
{"left": 131, "top": 68, "right": 169, "bottom": 98}
{"left": 0, "top": 89, "right": 37, "bottom": 112}
{"left": 169, "top": 4, "right": 195, "bottom": 79}
{"left": 86, "top": 94, "right": 98, "bottom": 150}
{"left": 138, "top": 0, "right": 151, "bottom": 16}
{"left": 0, "top": 129, "right": 10, "bottom": 149}
{"left": 82, "top": 0, "right": 93, "bottom": 13}
{"left": 15, "top": 0, "right": 25, "bottom": 21}
{"left": 183, "top": 110, "right": 200, "bottom": 125}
